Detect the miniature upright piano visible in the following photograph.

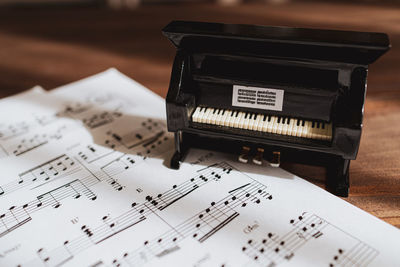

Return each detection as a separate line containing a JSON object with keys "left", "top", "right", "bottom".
{"left": 162, "top": 21, "right": 390, "bottom": 196}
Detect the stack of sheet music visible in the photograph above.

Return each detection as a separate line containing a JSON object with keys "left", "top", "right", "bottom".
{"left": 0, "top": 69, "right": 398, "bottom": 267}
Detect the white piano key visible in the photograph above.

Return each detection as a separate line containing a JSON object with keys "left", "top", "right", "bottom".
{"left": 292, "top": 119, "right": 298, "bottom": 137}
{"left": 225, "top": 110, "right": 233, "bottom": 127}
{"left": 205, "top": 108, "right": 214, "bottom": 124}
{"left": 287, "top": 118, "right": 294, "bottom": 136}
{"left": 270, "top": 116, "right": 278, "bottom": 134}
{"left": 192, "top": 107, "right": 201, "bottom": 122}
{"left": 248, "top": 114, "right": 256, "bottom": 130}
{"left": 305, "top": 121, "right": 312, "bottom": 138}
{"left": 238, "top": 112, "right": 246, "bottom": 129}
{"left": 277, "top": 117, "right": 284, "bottom": 135}
{"left": 233, "top": 112, "right": 242, "bottom": 128}
{"left": 245, "top": 113, "right": 252, "bottom": 130}
{"left": 196, "top": 108, "right": 204, "bottom": 123}
{"left": 219, "top": 110, "right": 229, "bottom": 126}
{"left": 200, "top": 108, "right": 210, "bottom": 123}
{"left": 254, "top": 114, "right": 262, "bottom": 131}
{"left": 210, "top": 109, "right": 219, "bottom": 125}
{"left": 311, "top": 122, "right": 319, "bottom": 139}
{"left": 228, "top": 111, "right": 237, "bottom": 127}
{"left": 297, "top": 120, "right": 304, "bottom": 137}
{"left": 282, "top": 118, "right": 289, "bottom": 135}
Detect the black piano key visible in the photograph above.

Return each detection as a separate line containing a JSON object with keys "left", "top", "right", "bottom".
{"left": 302, "top": 120, "right": 305, "bottom": 127}
{"left": 317, "top": 122, "right": 320, "bottom": 128}
{"left": 277, "top": 117, "right": 281, "bottom": 123}
{"left": 322, "top": 122, "right": 326, "bottom": 129}
{"left": 268, "top": 116, "right": 271, "bottom": 122}
{"left": 244, "top": 112, "right": 248, "bottom": 119}
{"left": 235, "top": 111, "right": 239, "bottom": 117}
{"left": 287, "top": 118, "right": 291, "bottom": 124}
{"left": 312, "top": 121, "right": 315, "bottom": 128}
{"left": 296, "top": 120, "right": 300, "bottom": 126}
{"left": 263, "top": 114, "right": 267, "bottom": 121}
{"left": 221, "top": 110, "right": 226, "bottom": 115}
{"left": 212, "top": 109, "right": 217, "bottom": 114}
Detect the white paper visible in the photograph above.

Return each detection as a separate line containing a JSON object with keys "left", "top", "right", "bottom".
{"left": 0, "top": 69, "right": 399, "bottom": 267}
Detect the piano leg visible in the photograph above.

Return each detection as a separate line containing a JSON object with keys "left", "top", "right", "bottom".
{"left": 327, "top": 157, "right": 350, "bottom": 197}
{"left": 170, "top": 131, "right": 189, "bottom": 170}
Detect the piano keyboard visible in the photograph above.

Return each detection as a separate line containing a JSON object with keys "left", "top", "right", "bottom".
{"left": 191, "top": 107, "right": 332, "bottom": 141}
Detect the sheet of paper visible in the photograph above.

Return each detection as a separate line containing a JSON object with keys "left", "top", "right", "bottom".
{"left": 0, "top": 69, "right": 399, "bottom": 267}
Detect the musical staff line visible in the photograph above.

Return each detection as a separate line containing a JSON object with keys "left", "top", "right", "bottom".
{"left": 242, "top": 213, "right": 379, "bottom": 267}
{"left": 0, "top": 154, "right": 79, "bottom": 197}
{"left": 25, "top": 162, "right": 235, "bottom": 267}
{"left": 117, "top": 181, "right": 272, "bottom": 266}
{"left": 0, "top": 179, "right": 97, "bottom": 239}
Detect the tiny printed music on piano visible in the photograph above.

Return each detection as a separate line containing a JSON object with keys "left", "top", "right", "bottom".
{"left": 162, "top": 21, "right": 390, "bottom": 197}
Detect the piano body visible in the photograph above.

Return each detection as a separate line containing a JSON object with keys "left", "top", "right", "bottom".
{"left": 162, "top": 21, "right": 390, "bottom": 196}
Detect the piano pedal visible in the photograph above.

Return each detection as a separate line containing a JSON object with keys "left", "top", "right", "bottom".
{"left": 238, "top": 146, "right": 251, "bottom": 163}
{"left": 269, "top": 151, "right": 281, "bottom": 168}
{"left": 253, "top": 148, "right": 264, "bottom": 165}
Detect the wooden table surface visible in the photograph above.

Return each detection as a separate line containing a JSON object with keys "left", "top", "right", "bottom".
{"left": 0, "top": 2, "right": 399, "bottom": 227}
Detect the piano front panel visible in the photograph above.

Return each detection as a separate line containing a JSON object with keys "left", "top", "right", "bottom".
{"left": 191, "top": 106, "right": 332, "bottom": 141}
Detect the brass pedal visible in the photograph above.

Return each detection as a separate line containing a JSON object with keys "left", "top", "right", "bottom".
{"left": 269, "top": 151, "right": 281, "bottom": 168}
{"left": 238, "top": 146, "right": 251, "bottom": 163}
{"left": 253, "top": 148, "right": 264, "bottom": 165}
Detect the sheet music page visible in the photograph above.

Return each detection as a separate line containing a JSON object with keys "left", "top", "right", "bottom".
{"left": 0, "top": 69, "right": 399, "bottom": 267}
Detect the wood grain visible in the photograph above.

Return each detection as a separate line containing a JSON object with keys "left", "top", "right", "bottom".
{"left": 0, "top": 2, "right": 399, "bottom": 227}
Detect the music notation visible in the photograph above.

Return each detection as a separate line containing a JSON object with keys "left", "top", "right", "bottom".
{"left": 25, "top": 163, "right": 234, "bottom": 267}
{"left": 0, "top": 179, "right": 97, "bottom": 238}
{"left": 105, "top": 119, "right": 165, "bottom": 150}
{"left": 0, "top": 122, "right": 29, "bottom": 140}
{"left": 0, "top": 122, "right": 78, "bottom": 159}
{"left": 77, "top": 144, "right": 115, "bottom": 164}
{"left": 82, "top": 111, "right": 123, "bottom": 129}
{"left": 116, "top": 181, "right": 272, "bottom": 266}
{"left": 58, "top": 102, "right": 92, "bottom": 116}
{"left": 242, "top": 213, "right": 378, "bottom": 267}
{"left": 101, "top": 154, "right": 135, "bottom": 177}
{"left": 34, "top": 114, "right": 58, "bottom": 126}
{"left": 0, "top": 154, "right": 79, "bottom": 196}
{"left": 11, "top": 133, "right": 50, "bottom": 156}
{"left": 0, "top": 154, "right": 78, "bottom": 197}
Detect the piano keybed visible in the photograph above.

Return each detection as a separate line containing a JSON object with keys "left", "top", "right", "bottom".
{"left": 191, "top": 107, "right": 332, "bottom": 141}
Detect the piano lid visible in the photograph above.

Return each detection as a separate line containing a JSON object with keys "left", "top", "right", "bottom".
{"left": 162, "top": 21, "right": 390, "bottom": 65}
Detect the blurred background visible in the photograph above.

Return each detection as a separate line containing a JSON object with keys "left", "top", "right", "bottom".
{"left": 0, "top": 0, "right": 399, "bottom": 97}
{"left": 0, "top": 0, "right": 399, "bottom": 226}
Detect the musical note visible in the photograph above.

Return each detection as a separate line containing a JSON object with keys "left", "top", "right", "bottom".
{"left": 0, "top": 179, "right": 97, "bottom": 238}
{"left": 242, "top": 213, "right": 378, "bottom": 267}
{"left": 33, "top": 114, "right": 58, "bottom": 126}
{"left": 24, "top": 162, "right": 236, "bottom": 267}
{"left": 37, "top": 244, "right": 73, "bottom": 267}
{"left": 11, "top": 133, "right": 49, "bottom": 156}
{"left": 0, "top": 155, "right": 79, "bottom": 197}
{"left": 77, "top": 144, "right": 115, "bottom": 164}
{"left": 82, "top": 111, "right": 122, "bottom": 129}
{"left": 105, "top": 119, "right": 166, "bottom": 150}
{"left": 58, "top": 102, "right": 92, "bottom": 116}
{"left": 119, "top": 181, "right": 271, "bottom": 266}
{"left": 101, "top": 154, "right": 136, "bottom": 177}
{"left": 0, "top": 122, "right": 29, "bottom": 140}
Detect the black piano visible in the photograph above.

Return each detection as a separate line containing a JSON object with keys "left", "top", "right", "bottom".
{"left": 162, "top": 21, "right": 390, "bottom": 197}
